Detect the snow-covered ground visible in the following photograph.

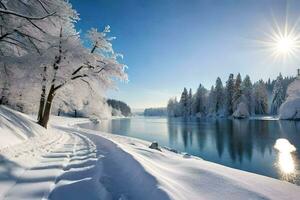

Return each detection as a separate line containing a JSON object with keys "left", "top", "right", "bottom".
{"left": 1, "top": 106, "right": 300, "bottom": 200}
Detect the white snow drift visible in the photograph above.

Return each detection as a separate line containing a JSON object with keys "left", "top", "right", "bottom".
{"left": 280, "top": 79, "right": 300, "bottom": 120}
{"left": 0, "top": 106, "right": 300, "bottom": 200}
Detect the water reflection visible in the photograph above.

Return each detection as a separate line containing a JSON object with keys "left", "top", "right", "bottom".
{"left": 274, "top": 138, "right": 297, "bottom": 182}
{"left": 80, "top": 117, "right": 300, "bottom": 184}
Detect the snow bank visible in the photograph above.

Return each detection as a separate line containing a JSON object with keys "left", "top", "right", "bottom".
{"left": 96, "top": 132, "right": 300, "bottom": 200}
{"left": 0, "top": 106, "right": 46, "bottom": 149}
{"left": 1, "top": 107, "right": 300, "bottom": 200}
{"left": 279, "top": 79, "right": 300, "bottom": 120}
{"left": 233, "top": 102, "right": 250, "bottom": 119}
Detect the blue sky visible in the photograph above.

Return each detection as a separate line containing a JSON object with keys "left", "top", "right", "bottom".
{"left": 71, "top": 0, "right": 300, "bottom": 109}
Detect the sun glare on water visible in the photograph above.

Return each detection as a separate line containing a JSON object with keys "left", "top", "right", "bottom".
{"left": 274, "top": 138, "right": 296, "bottom": 175}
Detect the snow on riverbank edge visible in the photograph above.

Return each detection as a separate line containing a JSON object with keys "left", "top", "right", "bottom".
{"left": 78, "top": 128, "right": 300, "bottom": 200}
{"left": 0, "top": 106, "right": 299, "bottom": 200}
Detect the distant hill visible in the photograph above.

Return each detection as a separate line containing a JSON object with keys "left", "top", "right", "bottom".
{"left": 107, "top": 99, "right": 131, "bottom": 117}
{"left": 144, "top": 107, "right": 167, "bottom": 116}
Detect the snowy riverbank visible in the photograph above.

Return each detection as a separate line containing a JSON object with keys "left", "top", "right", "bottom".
{"left": 0, "top": 106, "right": 300, "bottom": 200}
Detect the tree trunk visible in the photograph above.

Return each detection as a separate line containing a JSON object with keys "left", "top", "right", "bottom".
{"left": 38, "top": 28, "right": 62, "bottom": 128}
{"left": 1, "top": 64, "right": 10, "bottom": 105}
{"left": 39, "top": 85, "right": 56, "bottom": 128}
{"left": 37, "top": 66, "right": 47, "bottom": 122}
{"left": 37, "top": 90, "right": 45, "bottom": 123}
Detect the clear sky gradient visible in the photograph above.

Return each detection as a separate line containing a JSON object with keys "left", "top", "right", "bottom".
{"left": 70, "top": 0, "right": 300, "bottom": 109}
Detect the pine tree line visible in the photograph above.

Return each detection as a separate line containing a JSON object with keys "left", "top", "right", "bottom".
{"left": 167, "top": 73, "right": 295, "bottom": 118}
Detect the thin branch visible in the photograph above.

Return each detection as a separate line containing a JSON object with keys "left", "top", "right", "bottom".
{"left": 36, "top": 0, "right": 50, "bottom": 14}
{"left": 0, "top": 8, "right": 56, "bottom": 20}
{"left": 27, "top": 37, "right": 40, "bottom": 54}
{"left": 0, "top": 1, "right": 7, "bottom": 10}
{"left": 27, "top": 19, "right": 47, "bottom": 34}
{"left": 0, "top": 39, "right": 27, "bottom": 49}
{"left": 15, "top": 29, "right": 44, "bottom": 42}
{"left": 96, "top": 67, "right": 105, "bottom": 73}
{"left": 0, "top": 32, "right": 10, "bottom": 40}
{"left": 72, "top": 66, "right": 84, "bottom": 75}
{"left": 53, "top": 83, "right": 64, "bottom": 92}
{"left": 80, "top": 78, "right": 94, "bottom": 92}
{"left": 71, "top": 74, "right": 88, "bottom": 80}
{"left": 91, "top": 43, "right": 97, "bottom": 53}
{"left": 5, "top": 36, "right": 27, "bottom": 47}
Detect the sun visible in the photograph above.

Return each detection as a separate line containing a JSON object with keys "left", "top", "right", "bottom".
{"left": 275, "top": 36, "right": 296, "bottom": 54}
{"left": 254, "top": 18, "right": 300, "bottom": 61}
{"left": 267, "top": 25, "right": 300, "bottom": 59}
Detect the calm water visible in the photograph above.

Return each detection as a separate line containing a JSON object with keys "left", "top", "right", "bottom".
{"left": 80, "top": 116, "right": 300, "bottom": 185}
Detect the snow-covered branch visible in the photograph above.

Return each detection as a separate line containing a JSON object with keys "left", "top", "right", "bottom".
{"left": 0, "top": 8, "right": 56, "bottom": 20}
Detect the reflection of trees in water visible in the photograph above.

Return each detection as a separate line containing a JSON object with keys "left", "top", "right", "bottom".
{"left": 215, "top": 120, "right": 224, "bottom": 157}
{"left": 232, "top": 120, "right": 252, "bottom": 163}
{"left": 167, "top": 118, "right": 178, "bottom": 146}
{"left": 255, "top": 121, "right": 271, "bottom": 155}
{"left": 215, "top": 119, "right": 253, "bottom": 163}
{"left": 166, "top": 117, "right": 300, "bottom": 168}
{"left": 168, "top": 117, "right": 207, "bottom": 150}
{"left": 194, "top": 118, "right": 208, "bottom": 151}
{"left": 180, "top": 118, "right": 193, "bottom": 149}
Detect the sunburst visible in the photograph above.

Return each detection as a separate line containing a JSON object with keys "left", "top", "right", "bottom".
{"left": 255, "top": 16, "right": 300, "bottom": 62}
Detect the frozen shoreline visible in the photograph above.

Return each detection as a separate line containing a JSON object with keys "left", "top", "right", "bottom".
{"left": 0, "top": 106, "right": 300, "bottom": 200}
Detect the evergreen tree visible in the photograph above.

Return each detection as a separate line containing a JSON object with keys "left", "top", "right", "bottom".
{"left": 253, "top": 80, "right": 268, "bottom": 115}
{"left": 271, "top": 73, "right": 285, "bottom": 115}
{"left": 167, "top": 98, "right": 175, "bottom": 117}
{"left": 225, "top": 74, "right": 235, "bottom": 115}
{"left": 215, "top": 77, "right": 224, "bottom": 115}
{"left": 241, "top": 75, "right": 253, "bottom": 114}
{"left": 167, "top": 97, "right": 181, "bottom": 117}
{"left": 188, "top": 88, "right": 193, "bottom": 116}
{"left": 180, "top": 88, "right": 189, "bottom": 117}
{"left": 208, "top": 86, "right": 216, "bottom": 114}
{"left": 193, "top": 84, "right": 207, "bottom": 115}
{"left": 233, "top": 73, "right": 242, "bottom": 111}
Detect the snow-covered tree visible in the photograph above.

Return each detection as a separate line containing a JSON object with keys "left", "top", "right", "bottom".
{"left": 0, "top": 0, "right": 78, "bottom": 108}
{"left": 0, "top": 1, "right": 127, "bottom": 128}
{"left": 253, "top": 80, "right": 268, "bottom": 115}
{"left": 180, "top": 88, "right": 189, "bottom": 117}
{"left": 214, "top": 77, "right": 224, "bottom": 115}
{"left": 167, "top": 97, "right": 180, "bottom": 117}
{"left": 233, "top": 73, "right": 242, "bottom": 111}
{"left": 192, "top": 83, "right": 207, "bottom": 116}
{"left": 208, "top": 86, "right": 216, "bottom": 114}
{"left": 188, "top": 88, "right": 193, "bottom": 116}
{"left": 37, "top": 26, "right": 127, "bottom": 128}
{"left": 225, "top": 73, "right": 234, "bottom": 116}
{"left": 241, "top": 75, "right": 253, "bottom": 114}
{"left": 271, "top": 73, "right": 285, "bottom": 115}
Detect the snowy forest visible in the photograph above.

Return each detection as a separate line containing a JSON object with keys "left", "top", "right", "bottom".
{"left": 167, "top": 73, "right": 295, "bottom": 118}
{"left": 0, "top": 0, "right": 127, "bottom": 128}
{"left": 107, "top": 99, "right": 131, "bottom": 117}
